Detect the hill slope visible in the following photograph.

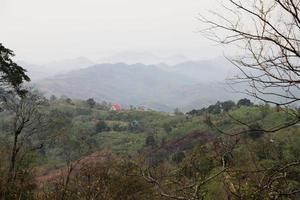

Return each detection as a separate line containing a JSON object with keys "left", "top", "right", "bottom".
{"left": 35, "top": 61, "right": 242, "bottom": 111}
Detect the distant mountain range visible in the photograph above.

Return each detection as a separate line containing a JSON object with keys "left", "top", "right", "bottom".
{"left": 98, "top": 52, "right": 189, "bottom": 65}
{"left": 27, "top": 56, "right": 244, "bottom": 112}
{"left": 18, "top": 57, "right": 95, "bottom": 81}
{"left": 161, "top": 57, "right": 237, "bottom": 82}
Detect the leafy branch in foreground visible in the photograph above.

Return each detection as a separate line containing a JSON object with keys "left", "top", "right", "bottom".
{"left": 0, "top": 43, "right": 30, "bottom": 96}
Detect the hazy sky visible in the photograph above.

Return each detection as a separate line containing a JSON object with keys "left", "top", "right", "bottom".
{"left": 0, "top": 0, "right": 224, "bottom": 63}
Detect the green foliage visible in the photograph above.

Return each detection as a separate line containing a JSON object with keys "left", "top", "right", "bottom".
{"left": 0, "top": 96, "right": 299, "bottom": 199}
{"left": 86, "top": 98, "right": 96, "bottom": 108}
{"left": 162, "top": 122, "right": 172, "bottom": 133}
{"left": 181, "top": 145, "right": 215, "bottom": 178}
{"left": 187, "top": 100, "right": 236, "bottom": 116}
{"left": 145, "top": 135, "right": 156, "bottom": 147}
{"left": 172, "top": 151, "right": 185, "bottom": 164}
{"left": 247, "top": 123, "right": 264, "bottom": 140}
{"left": 95, "top": 120, "right": 110, "bottom": 132}
{"left": 237, "top": 98, "right": 253, "bottom": 107}
{"left": 0, "top": 43, "right": 30, "bottom": 95}
{"left": 221, "top": 100, "right": 236, "bottom": 112}
{"left": 207, "top": 101, "right": 222, "bottom": 114}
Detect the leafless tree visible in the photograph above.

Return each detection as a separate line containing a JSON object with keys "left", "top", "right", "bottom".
{"left": 2, "top": 90, "right": 47, "bottom": 182}
{"left": 198, "top": 1, "right": 300, "bottom": 198}
{"left": 200, "top": 0, "right": 300, "bottom": 108}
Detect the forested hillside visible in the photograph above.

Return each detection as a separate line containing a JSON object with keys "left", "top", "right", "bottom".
{"left": 1, "top": 92, "right": 299, "bottom": 199}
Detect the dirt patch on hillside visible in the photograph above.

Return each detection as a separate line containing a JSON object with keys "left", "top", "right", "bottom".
{"left": 36, "top": 150, "right": 117, "bottom": 186}
{"left": 162, "top": 131, "right": 215, "bottom": 152}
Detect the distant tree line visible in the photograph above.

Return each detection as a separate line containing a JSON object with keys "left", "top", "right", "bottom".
{"left": 187, "top": 98, "right": 254, "bottom": 116}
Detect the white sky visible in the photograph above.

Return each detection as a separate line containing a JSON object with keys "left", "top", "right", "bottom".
{"left": 0, "top": 0, "right": 225, "bottom": 63}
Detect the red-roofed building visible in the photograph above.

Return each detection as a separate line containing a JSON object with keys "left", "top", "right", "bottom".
{"left": 111, "top": 104, "right": 122, "bottom": 111}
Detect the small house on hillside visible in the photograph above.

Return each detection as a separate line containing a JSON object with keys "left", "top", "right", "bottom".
{"left": 111, "top": 104, "right": 122, "bottom": 111}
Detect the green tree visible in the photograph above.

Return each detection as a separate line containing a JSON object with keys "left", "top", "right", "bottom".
{"left": 95, "top": 120, "right": 110, "bottom": 132}
{"left": 145, "top": 135, "right": 156, "bottom": 148}
{"left": 237, "top": 98, "right": 253, "bottom": 107}
{"left": 0, "top": 44, "right": 30, "bottom": 96}
{"left": 207, "top": 101, "right": 222, "bottom": 114}
{"left": 221, "top": 100, "right": 236, "bottom": 112}
{"left": 86, "top": 98, "right": 96, "bottom": 108}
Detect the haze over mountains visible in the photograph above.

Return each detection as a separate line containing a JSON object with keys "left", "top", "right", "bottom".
{"left": 20, "top": 53, "right": 242, "bottom": 112}
{"left": 97, "top": 52, "right": 190, "bottom": 65}
{"left": 18, "top": 57, "right": 95, "bottom": 81}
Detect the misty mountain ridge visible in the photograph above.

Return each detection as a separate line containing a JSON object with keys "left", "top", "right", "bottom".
{"left": 97, "top": 51, "right": 190, "bottom": 65}
{"left": 19, "top": 52, "right": 190, "bottom": 82}
{"left": 161, "top": 57, "right": 237, "bottom": 82}
{"left": 19, "top": 52, "right": 236, "bottom": 82}
{"left": 32, "top": 57, "right": 244, "bottom": 112}
{"left": 18, "top": 57, "right": 95, "bottom": 81}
